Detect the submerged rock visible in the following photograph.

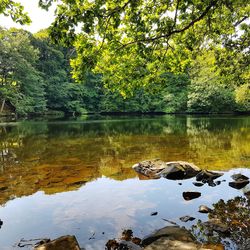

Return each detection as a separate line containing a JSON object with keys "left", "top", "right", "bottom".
{"left": 201, "top": 219, "right": 229, "bottom": 235}
{"left": 193, "top": 182, "right": 204, "bottom": 187}
{"left": 161, "top": 161, "right": 201, "bottom": 180}
{"left": 132, "top": 160, "right": 200, "bottom": 180}
{"left": 106, "top": 229, "right": 142, "bottom": 250}
{"left": 198, "top": 205, "right": 212, "bottom": 213}
{"left": 229, "top": 180, "right": 249, "bottom": 189}
{"left": 196, "top": 170, "right": 223, "bottom": 183}
{"left": 183, "top": 191, "right": 201, "bottom": 201}
{"left": 132, "top": 159, "right": 168, "bottom": 179}
{"left": 231, "top": 173, "right": 249, "bottom": 181}
{"left": 151, "top": 212, "right": 158, "bottom": 216}
{"left": 35, "top": 235, "right": 81, "bottom": 250}
{"left": 244, "top": 190, "right": 250, "bottom": 199}
{"left": 179, "top": 216, "right": 195, "bottom": 222}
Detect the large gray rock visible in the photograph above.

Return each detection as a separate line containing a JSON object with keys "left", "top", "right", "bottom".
{"left": 144, "top": 238, "right": 221, "bottom": 250}
{"left": 143, "top": 226, "right": 225, "bottom": 250}
{"left": 35, "top": 235, "right": 81, "bottom": 250}
{"left": 132, "top": 160, "right": 200, "bottom": 180}
{"left": 142, "top": 226, "right": 195, "bottom": 246}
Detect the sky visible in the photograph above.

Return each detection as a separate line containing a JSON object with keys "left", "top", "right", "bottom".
{"left": 0, "top": 0, "right": 56, "bottom": 33}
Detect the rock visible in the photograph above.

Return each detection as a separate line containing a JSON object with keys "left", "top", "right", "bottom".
{"left": 121, "top": 229, "right": 133, "bottom": 241}
{"left": 117, "top": 240, "right": 142, "bottom": 250}
{"left": 193, "top": 182, "right": 204, "bottom": 187}
{"left": 244, "top": 190, "right": 250, "bottom": 199}
{"left": 198, "top": 205, "right": 212, "bottom": 213}
{"left": 229, "top": 180, "right": 249, "bottom": 189}
{"left": 35, "top": 235, "right": 81, "bottom": 250}
{"left": 132, "top": 159, "right": 168, "bottom": 179}
{"left": 142, "top": 226, "right": 196, "bottom": 246}
{"left": 132, "top": 237, "right": 142, "bottom": 245}
{"left": 231, "top": 173, "right": 249, "bottom": 181}
{"left": 196, "top": 170, "right": 223, "bottom": 183}
{"left": 106, "top": 229, "right": 142, "bottom": 250}
{"left": 144, "top": 238, "right": 223, "bottom": 250}
{"left": 202, "top": 219, "right": 229, "bottom": 235}
{"left": 0, "top": 186, "right": 8, "bottom": 191}
{"left": 132, "top": 160, "right": 200, "bottom": 180}
{"left": 215, "top": 181, "right": 221, "bottom": 186}
{"left": 151, "top": 212, "right": 158, "bottom": 216}
{"left": 179, "top": 216, "right": 195, "bottom": 222}
{"left": 183, "top": 191, "right": 201, "bottom": 201}
{"left": 160, "top": 161, "right": 200, "bottom": 180}
{"left": 142, "top": 226, "right": 222, "bottom": 249}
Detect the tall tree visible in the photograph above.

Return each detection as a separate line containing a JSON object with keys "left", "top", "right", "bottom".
{"left": 0, "top": 27, "right": 46, "bottom": 115}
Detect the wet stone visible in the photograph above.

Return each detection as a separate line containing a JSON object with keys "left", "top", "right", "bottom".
{"left": 244, "top": 191, "right": 250, "bottom": 199}
{"left": 202, "top": 219, "right": 230, "bottom": 235}
{"left": 151, "top": 212, "right": 158, "bottom": 216}
{"left": 199, "top": 205, "right": 212, "bottom": 213}
{"left": 196, "top": 170, "right": 223, "bottom": 183}
{"left": 231, "top": 173, "right": 249, "bottom": 181}
{"left": 35, "top": 235, "right": 81, "bottom": 250}
{"left": 179, "top": 216, "right": 195, "bottom": 222}
{"left": 229, "top": 180, "right": 249, "bottom": 189}
{"left": 183, "top": 191, "right": 201, "bottom": 201}
{"left": 193, "top": 182, "right": 204, "bottom": 187}
{"left": 132, "top": 160, "right": 200, "bottom": 180}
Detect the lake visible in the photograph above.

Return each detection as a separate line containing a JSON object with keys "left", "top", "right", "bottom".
{"left": 0, "top": 115, "right": 249, "bottom": 249}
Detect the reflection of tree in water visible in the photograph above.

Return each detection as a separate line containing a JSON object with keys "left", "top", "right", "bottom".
{"left": 192, "top": 196, "right": 250, "bottom": 250}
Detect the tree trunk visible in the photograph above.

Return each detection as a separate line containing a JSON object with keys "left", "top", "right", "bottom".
{"left": 0, "top": 99, "right": 6, "bottom": 113}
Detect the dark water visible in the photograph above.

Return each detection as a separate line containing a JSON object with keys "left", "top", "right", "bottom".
{"left": 0, "top": 115, "right": 249, "bottom": 249}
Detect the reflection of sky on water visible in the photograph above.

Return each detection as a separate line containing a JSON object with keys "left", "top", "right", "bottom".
{"left": 0, "top": 168, "right": 249, "bottom": 249}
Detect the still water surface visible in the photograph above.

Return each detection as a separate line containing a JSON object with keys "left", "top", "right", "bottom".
{"left": 0, "top": 115, "right": 249, "bottom": 249}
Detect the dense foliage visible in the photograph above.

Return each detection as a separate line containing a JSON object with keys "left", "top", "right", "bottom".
{"left": 0, "top": 26, "right": 249, "bottom": 116}
{"left": 38, "top": 0, "right": 250, "bottom": 95}
{"left": 0, "top": 0, "right": 249, "bottom": 116}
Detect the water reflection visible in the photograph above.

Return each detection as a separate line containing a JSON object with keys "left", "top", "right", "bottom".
{"left": 0, "top": 115, "right": 249, "bottom": 249}
{"left": 192, "top": 196, "right": 250, "bottom": 249}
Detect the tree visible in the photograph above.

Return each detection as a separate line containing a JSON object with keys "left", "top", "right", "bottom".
{"left": 0, "top": 0, "right": 30, "bottom": 24}
{"left": 39, "top": 0, "right": 250, "bottom": 95}
{"left": 187, "top": 50, "right": 235, "bottom": 113}
{"left": 0, "top": 27, "right": 46, "bottom": 115}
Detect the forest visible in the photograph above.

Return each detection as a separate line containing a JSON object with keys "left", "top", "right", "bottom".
{"left": 0, "top": 1, "right": 249, "bottom": 116}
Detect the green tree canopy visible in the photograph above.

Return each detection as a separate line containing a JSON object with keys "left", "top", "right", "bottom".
{"left": 0, "top": 0, "right": 30, "bottom": 24}
{"left": 39, "top": 0, "right": 250, "bottom": 95}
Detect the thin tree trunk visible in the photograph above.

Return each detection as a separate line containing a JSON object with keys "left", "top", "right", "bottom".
{"left": 0, "top": 99, "right": 6, "bottom": 113}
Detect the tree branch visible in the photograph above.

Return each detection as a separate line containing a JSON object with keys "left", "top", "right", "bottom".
{"left": 118, "top": 0, "right": 218, "bottom": 50}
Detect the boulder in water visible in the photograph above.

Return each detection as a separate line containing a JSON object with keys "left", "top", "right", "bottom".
{"left": 132, "top": 160, "right": 200, "bottom": 180}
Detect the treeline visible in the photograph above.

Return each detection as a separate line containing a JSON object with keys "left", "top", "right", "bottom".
{"left": 0, "top": 27, "right": 249, "bottom": 116}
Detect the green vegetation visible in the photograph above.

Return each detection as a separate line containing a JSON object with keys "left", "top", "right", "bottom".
{"left": 0, "top": 1, "right": 249, "bottom": 116}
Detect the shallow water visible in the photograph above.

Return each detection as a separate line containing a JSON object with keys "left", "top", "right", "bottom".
{"left": 0, "top": 115, "right": 249, "bottom": 249}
